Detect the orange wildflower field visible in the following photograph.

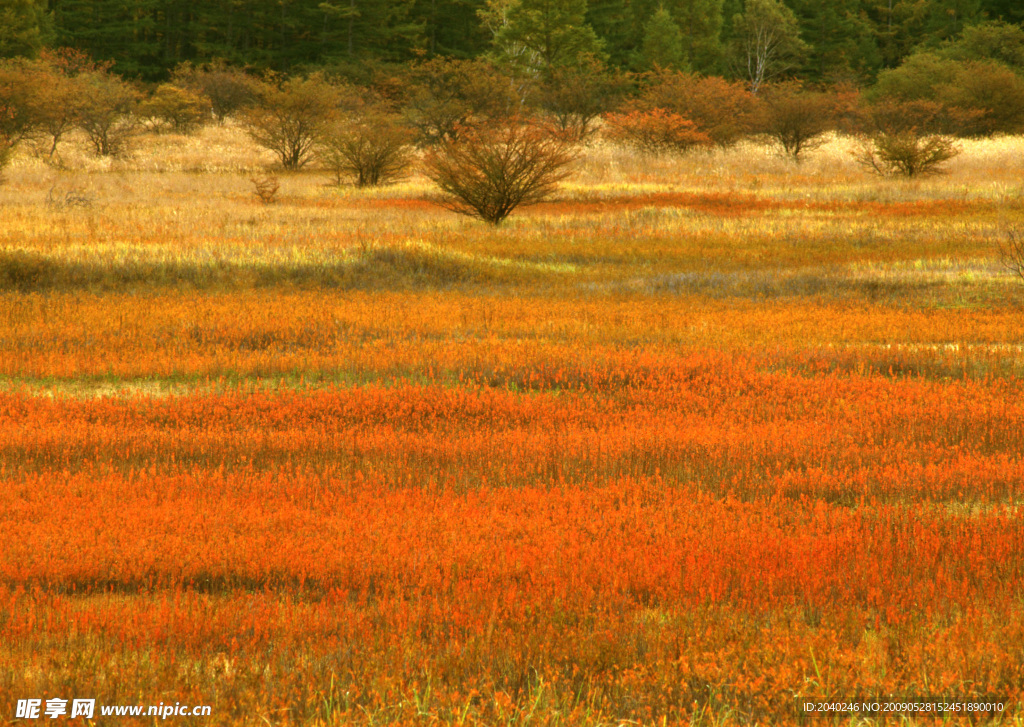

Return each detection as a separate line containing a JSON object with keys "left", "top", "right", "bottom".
{"left": 2, "top": 129, "right": 1024, "bottom": 724}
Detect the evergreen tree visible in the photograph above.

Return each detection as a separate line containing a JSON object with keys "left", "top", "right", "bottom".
{"left": 980, "top": 0, "right": 1024, "bottom": 23}
{"left": 51, "top": 0, "right": 160, "bottom": 77}
{"left": 628, "top": 0, "right": 723, "bottom": 73}
{"left": 585, "top": 0, "right": 634, "bottom": 68}
{"left": 672, "top": 0, "right": 725, "bottom": 73}
{"left": 640, "top": 6, "right": 686, "bottom": 70}
{"left": 0, "top": 0, "right": 51, "bottom": 58}
{"left": 864, "top": 0, "right": 929, "bottom": 69}
{"left": 411, "top": 0, "right": 489, "bottom": 57}
{"left": 924, "top": 0, "right": 983, "bottom": 44}
{"left": 488, "top": 0, "right": 606, "bottom": 77}
{"left": 788, "top": 0, "right": 881, "bottom": 81}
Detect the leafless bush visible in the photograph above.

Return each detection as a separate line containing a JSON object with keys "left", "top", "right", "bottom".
{"left": 1000, "top": 228, "right": 1024, "bottom": 283}
{"left": 854, "top": 131, "right": 960, "bottom": 178}
{"left": 241, "top": 73, "right": 343, "bottom": 170}
{"left": 423, "top": 119, "right": 576, "bottom": 225}
{"left": 250, "top": 174, "right": 280, "bottom": 204}
{"left": 46, "top": 184, "right": 94, "bottom": 210}
{"left": 320, "top": 112, "right": 414, "bottom": 187}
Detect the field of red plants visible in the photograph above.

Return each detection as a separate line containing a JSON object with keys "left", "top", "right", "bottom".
{"left": 1, "top": 131, "right": 1024, "bottom": 725}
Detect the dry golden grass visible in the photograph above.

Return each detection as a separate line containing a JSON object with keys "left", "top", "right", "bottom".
{"left": 2, "top": 125, "right": 1024, "bottom": 726}
{"left": 1, "top": 126, "right": 1021, "bottom": 302}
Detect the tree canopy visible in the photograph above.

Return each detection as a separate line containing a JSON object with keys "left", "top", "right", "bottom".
{"left": 0, "top": 0, "right": 1012, "bottom": 87}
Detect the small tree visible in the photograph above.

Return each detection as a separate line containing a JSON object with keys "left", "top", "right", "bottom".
{"left": 640, "top": 6, "right": 686, "bottom": 71}
{"left": 423, "top": 119, "right": 576, "bottom": 225}
{"left": 0, "top": 0, "right": 51, "bottom": 59}
{"left": 486, "top": 0, "right": 605, "bottom": 78}
{"left": 24, "top": 67, "right": 82, "bottom": 157}
{"left": 603, "top": 108, "right": 712, "bottom": 155}
{"left": 172, "top": 59, "right": 257, "bottom": 122}
{"left": 533, "top": 56, "right": 628, "bottom": 141}
{"left": 0, "top": 128, "right": 14, "bottom": 182}
{"left": 758, "top": 82, "right": 835, "bottom": 162}
{"left": 854, "top": 131, "right": 960, "bottom": 178}
{"left": 76, "top": 70, "right": 139, "bottom": 157}
{"left": 0, "top": 59, "right": 37, "bottom": 147}
{"left": 402, "top": 57, "right": 515, "bottom": 144}
{"left": 320, "top": 111, "right": 414, "bottom": 187}
{"left": 729, "top": 0, "right": 807, "bottom": 94}
{"left": 23, "top": 49, "right": 106, "bottom": 157}
{"left": 634, "top": 70, "right": 760, "bottom": 148}
{"left": 870, "top": 52, "right": 1024, "bottom": 137}
{"left": 138, "top": 84, "right": 211, "bottom": 134}
{"left": 999, "top": 228, "right": 1024, "bottom": 284}
{"left": 241, "top": 73, "right": 344, "bottom": 170}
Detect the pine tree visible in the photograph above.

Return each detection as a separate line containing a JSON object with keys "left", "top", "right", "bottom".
{"left": 489, "top": 0, "right": 606, "bottom": 77}
{"left": 671, "top": 0, "right": 725, "bottom": 73}
{"left": 640, "top": 6, "right": 686, "bottom": 70}
{"left": 629, "top": 0, "right": 723, "bottom": 73}
{"left": 864, "top": 0, "right": 929, "bottom": 69}
{"left": 585, "top": 0, "right": 634, "bottom": 68}
{"left": 788, "top": 0, "right": 881, "bottom": 81}
{"left": 411, "top": 0, "right": 489, "bottom": 57}
{"left": 980, "top": 0, "right": 1024, "bottom": 23}
{"left": 924, "top": 0, "right": 983, "bottom": 44}
{"left": 0, "top": 0, "right": 52, "bottom": 58}
{"left": 51, "top": 0, "right": 160, "bottom": 78}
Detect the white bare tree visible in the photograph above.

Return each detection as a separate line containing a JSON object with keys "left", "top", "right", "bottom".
{"left": 730, "top": 0, "right": 807, "bottom": 94}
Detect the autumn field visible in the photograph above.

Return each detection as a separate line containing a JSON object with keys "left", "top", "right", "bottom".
{"left": 1, "top": 126, "right": 1024, "bottom": 725}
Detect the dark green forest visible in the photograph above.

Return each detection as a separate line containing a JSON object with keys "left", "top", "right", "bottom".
{"left": 0, "top": 0, "right": 1020, "bottom": 83}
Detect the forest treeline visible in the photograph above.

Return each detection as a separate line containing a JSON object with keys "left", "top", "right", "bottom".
{"left": 2, "top": 0, "right": 1024, "bottom": 202}
{"left": 0, "top": 0, "right": 1019, "bottom": 84}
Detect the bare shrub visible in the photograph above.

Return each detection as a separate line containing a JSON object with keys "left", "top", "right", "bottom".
{"left": 854, "top": 131, "right": 960, "bottom": 178}
{"left": 1000, "top": 228, "right": 1024, "bottom": 283}
{"left": 250, "top": 175, "right": 280, "bottom": 204}
{"left": 758, "top": 82, "right": 836, "bottom": 162}
{"left": 138, "top": 84, "right": 211, "bottom": 134}
{"left": 320, "top": 112, "right": 414, "bottom": 187}
{"left": 423, "top": 119, "right": 576, "bottom": 225}
{"left": 172, "top": 60, "right": 257, "bottom": 123}
{"left": 241, "top": 73, "right": 343, "bottom": 170}
{"left": 853, "top": 97, "right": 962, "bottom": 178}
{"left": 76, "top": 71, "right": 140, "bottom": 158}
{"left": 602, "top": 108, "right": 712, "bottom": 156}
{"left": 46, "top": 183, "right": 94, "bottom": 210}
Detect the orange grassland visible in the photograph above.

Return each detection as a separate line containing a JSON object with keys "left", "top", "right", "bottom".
{"left": 1, "top": 127, "right": 1024, "bottom": 725}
